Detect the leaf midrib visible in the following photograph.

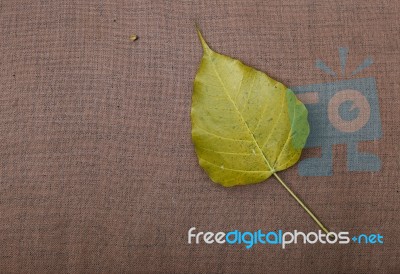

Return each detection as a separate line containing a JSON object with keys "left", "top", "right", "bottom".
{"left": 205, "top": 52, "right": 276, "bottom": 173}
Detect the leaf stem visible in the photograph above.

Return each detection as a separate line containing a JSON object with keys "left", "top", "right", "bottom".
{"left": 273, "top": 173, "right": 330, "bottom": 235}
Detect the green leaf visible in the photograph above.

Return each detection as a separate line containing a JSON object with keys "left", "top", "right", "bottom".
{"left": 191, "top": 29, "right": 310, "bottom": 187}
{"left": 191, "top": 28, "right": 332, "bottom": 235}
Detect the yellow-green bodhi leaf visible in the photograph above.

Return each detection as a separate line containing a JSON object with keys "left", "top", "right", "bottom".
{"left": 191, "top": 30, "right": 309, "bottom": 187}
{"left": 192, "top": 28, "right": 332, "bottom": 235}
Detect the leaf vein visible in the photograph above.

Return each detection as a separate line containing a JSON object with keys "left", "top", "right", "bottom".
{"left": 276, "top": 151, "right": 299, "bottom": 170}
{"left": 274, "top": 98, "right": 297, "bottom": 168}
{"left": 195, "top": 126, "right": 252, "bottom": 142}
{"left": 234, "top": 70, "right": 245, "bottom": 101}
{"left": 240, "top": 71, "right": 256, "bottom": 111}
{"left": 261, "top": 89, "right": 286, "bottom": 149}
{"left": 197, "top": 146, "right": 253, "bottom": 156}
{"left": 253, "top": 89, "right": 281, "bottom": 133}
{"left": 200, "top": 158, "right": 269, "bottom": 173}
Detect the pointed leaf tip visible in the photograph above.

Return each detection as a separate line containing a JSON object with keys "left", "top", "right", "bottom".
{"left": 195, "top": 26, "right": 211, "bottom": 54}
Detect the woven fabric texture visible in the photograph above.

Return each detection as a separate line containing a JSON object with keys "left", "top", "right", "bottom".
{"left": 0, "top": 0, "right": 399, "bottom": 273}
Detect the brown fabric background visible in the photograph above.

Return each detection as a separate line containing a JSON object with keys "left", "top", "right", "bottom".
{"left": 0, "top": 0, "right": 399, "bottom": 273}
